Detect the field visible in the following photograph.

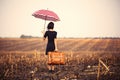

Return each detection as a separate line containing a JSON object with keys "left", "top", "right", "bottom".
{"left": 0, "top": 38, "right": 120, "bottom": 80}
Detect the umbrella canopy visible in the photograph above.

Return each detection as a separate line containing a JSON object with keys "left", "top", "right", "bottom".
{"left": 32, "top": 9, "right": 60, "bottom": 34}
{"left": 32, "top": 9, "right": 60, "bottom": 21}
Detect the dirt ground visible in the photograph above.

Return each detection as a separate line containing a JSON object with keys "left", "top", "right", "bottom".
{"left": 0, "top": 38, "right": 120, "bottom": 80}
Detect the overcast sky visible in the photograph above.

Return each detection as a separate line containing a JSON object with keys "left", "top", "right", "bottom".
{"left": 0, "top": 0, "right": 120, "bottom": 38}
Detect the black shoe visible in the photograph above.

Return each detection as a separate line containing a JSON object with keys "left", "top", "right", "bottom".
{"left": 49, "top": 70, "right": 52, "bottom": 73}
{"left": 51, "top": 70, "right": 55, "bottom": 73}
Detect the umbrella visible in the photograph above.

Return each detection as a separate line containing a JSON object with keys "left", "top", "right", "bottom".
{"left": 32, "top": 9, "right": 60, "bottom": 31}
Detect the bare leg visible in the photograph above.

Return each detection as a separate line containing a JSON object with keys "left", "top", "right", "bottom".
{"left": 48, "top": 65, "right": 54, "bottom": 70}
{"left": 48, "top": 65, "right": 51, "bottom": 70}
{"left": 51, "top": 65, "right": 55, "bottom": 71}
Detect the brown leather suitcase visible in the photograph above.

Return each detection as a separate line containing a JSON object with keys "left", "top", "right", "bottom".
{"left": 48, "top": 51, "right": 65, "bottom": 65}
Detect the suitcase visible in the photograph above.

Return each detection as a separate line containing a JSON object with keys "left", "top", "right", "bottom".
{"left": 48, "top": 51, "right": 65, "bottom": 65}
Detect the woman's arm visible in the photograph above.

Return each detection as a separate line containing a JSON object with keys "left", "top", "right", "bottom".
{"left": 43, "top": 31, "right": 47, "bottom": 41}
{"left": 54, "top": 38, "right": 58, "bottom": 51}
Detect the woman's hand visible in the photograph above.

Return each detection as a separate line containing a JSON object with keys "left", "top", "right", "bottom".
{"left": 55, "top": 48, "right": 58, "bottom": 51}
{"left": 41, "top": 29, "right": 45, "bottom": 35}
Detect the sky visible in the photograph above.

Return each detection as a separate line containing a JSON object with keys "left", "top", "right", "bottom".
{"left": 0, "top": 0, "right": 120, "bottom": 38}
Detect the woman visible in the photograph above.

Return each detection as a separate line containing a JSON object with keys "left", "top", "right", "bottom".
{"left": 43, "top": 22, "right": 58, "bottom": 72}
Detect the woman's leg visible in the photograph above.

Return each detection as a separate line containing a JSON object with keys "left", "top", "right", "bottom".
{"left": 47, "top": 65, "right": 50, "bottom": 70}
{"left": 51, "top": 65, "right": 55, "bottom": 71}
{"left": 46, "top": 54, "right": 51, "bottom": 71}
{"left": 48, "top": 65, "right": 54, "bottom": 70}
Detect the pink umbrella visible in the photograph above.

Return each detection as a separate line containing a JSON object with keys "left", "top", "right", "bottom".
{"left": 32, "top": 9, "right": 60, "bottom": 31}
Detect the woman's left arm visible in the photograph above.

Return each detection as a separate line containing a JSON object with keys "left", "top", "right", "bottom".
{"left": 43, "top": 31, "right": 47, "bottom": 41}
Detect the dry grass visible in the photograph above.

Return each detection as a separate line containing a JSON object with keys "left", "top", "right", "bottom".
{"left": 0, "top": 38, "right": 120, "bottom": 80}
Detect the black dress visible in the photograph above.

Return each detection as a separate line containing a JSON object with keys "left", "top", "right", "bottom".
{"left": 44, "top": 31, "right": 57, "bottom": 55}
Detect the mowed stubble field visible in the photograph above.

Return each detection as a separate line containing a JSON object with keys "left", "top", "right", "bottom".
{"left": 0, "top": 38, "right": 120, "bottom": 52}
{"left": 0, "top": 38, "right": 120, "bottom": 80}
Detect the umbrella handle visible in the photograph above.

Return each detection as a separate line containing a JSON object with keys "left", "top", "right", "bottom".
{"left": 42, "top": 16, "right": 47, "bottom": 36}
{"left": 44, "top": 19, "right": 46, "bottom": 31}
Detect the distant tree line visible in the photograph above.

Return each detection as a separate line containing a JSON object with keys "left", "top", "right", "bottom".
{"left": 20, "top": 34, "right": 39, "bottom": 38}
